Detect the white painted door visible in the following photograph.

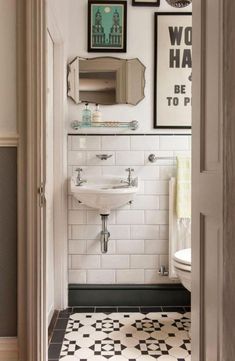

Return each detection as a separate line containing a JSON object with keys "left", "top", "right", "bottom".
{"left": 46, "top": 30, "right": 55, "bottom": 327}
{"left": 192, "top": 0, "right": 223, "bottom": 360}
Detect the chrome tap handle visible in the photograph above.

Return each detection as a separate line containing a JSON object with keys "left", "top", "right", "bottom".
{"left": 125, "top": 168, "right": 135, "bottom": 175}
{"left": 75, "top": 168, "right": 83, "bottom": 180}
{"left": 75, "top": 168, "right": 86, "bottom": 186}
{"left": 125, "top": 168, "right": 135, "bottom": 185}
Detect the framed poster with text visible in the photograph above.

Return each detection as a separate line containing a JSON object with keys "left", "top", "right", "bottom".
{"left": 154, "top": 13, "right": 192, "bottom": 129}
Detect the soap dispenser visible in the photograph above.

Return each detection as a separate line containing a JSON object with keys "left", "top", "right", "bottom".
{"left": 82, "top": 103, "right": 91, "bottom": 126}
{"left": 92, "top": 103, "right": 102, "bottom": 122}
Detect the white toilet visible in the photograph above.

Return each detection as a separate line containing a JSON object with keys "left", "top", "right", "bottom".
{"left": 173, "top": 248, "right": 191, "bottom": 292}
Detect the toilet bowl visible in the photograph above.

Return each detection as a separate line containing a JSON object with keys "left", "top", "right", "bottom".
{"left": 173, "top": 248, "right": 191, "bottom": 292}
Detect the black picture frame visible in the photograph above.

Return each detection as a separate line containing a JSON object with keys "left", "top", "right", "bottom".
{"left": 88, "top": 0, "right": 127, "bottom": 53}
{"left": 132, "top": 0, "right": 160, "bottom": 6}
{"left": 154, "top": 12, "right": 192, "bottom": 129}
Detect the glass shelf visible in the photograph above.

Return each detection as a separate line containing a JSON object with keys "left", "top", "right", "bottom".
{"left": 71, "top": 120, "right": 139, "bottom": 131}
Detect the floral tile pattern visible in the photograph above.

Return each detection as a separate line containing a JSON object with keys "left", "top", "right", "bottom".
{"left": 59, "top": 312, "right": 191, "bottom": 360}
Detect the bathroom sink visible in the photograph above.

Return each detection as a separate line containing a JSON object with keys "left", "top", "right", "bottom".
{"left": 70, "top": 175, "right": 139, "bottom": 214}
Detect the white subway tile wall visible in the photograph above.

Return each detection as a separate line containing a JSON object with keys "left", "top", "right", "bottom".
{"left": 67, "top": 135, "right": 191, "bottom": 284}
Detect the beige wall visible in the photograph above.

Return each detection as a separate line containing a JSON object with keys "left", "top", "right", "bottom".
{"left": 67, "top": 0, "right": 192, "bottom": 134}
{"left": 0, "top": 0, "right": 17, "bottom": 135}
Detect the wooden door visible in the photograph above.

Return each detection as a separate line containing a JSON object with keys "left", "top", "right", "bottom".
{"left": 46, "top": 30, "right": 55, "bottom": 328}
{"left": 192, "top": 0, "right": 223, "bottom": 360}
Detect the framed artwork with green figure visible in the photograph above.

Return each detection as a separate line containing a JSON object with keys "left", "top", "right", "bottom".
{"left": 88, "top": 0, "right": 127, "bottom": 52}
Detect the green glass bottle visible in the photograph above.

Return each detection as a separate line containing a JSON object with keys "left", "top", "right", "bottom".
{"left": 82, "top": 103, "right": 91, "bottom": 127}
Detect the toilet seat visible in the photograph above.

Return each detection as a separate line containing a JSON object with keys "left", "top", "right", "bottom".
{"left": 174, "top": 260, "right": 191, "bottom": 272}
{"left": 173, "top": 248, "right": 191, "bottom": 272}
{"left": 174, "top": 248, "right": 191, "bottom": 266}
{"left": 173, "top": 248, "right": 191, "bottom": 292}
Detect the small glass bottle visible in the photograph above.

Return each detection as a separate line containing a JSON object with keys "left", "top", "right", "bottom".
{"left": 92, "top": 103, "right": 102, "bottom": 122}
{"left": 82, "top": 103, "right": 91, "bottom": 127}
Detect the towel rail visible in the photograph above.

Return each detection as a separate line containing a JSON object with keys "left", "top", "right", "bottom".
{"left": 148, "top": 154, "right": 177, "bottom": 163}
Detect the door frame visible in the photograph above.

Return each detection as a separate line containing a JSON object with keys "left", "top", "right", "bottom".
{"left": 222, "top": 0, "right": 235, "bottom": 358}
{"left": 46, "top": 1, "right": 68, "bottom": 314}
{"left": 26, "top": 0, "right": 46, "bottom": 359}
{"left": 25, "top": 0, "right": 235, "bottom": 360}
{"left": 25, "top": 0, "right": 68, "bottom": 359}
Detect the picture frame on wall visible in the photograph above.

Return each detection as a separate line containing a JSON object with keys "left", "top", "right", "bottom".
{"left": 154, "top": 12, "right": 192, "bottom": 129}
{"left": 132, "top": 0, "right": 160, "bottom": 6}
{"left": 88, "top": 0, "right": 127, "bottom": 53}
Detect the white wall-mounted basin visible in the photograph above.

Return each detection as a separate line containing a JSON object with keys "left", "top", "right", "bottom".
{"left": 70, "top": 175, "right": 139, "bottom": 215}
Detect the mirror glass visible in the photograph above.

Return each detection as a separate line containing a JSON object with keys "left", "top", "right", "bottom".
{"left": 67, "top": 57, "right": 146, "bottom": 105}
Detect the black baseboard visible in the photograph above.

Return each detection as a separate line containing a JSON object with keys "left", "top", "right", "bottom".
{"left": 48, "top": 310, "right": 59, "bottom": 343}
{"left": 68, "top": 284, "right": 190, "bottom": 307}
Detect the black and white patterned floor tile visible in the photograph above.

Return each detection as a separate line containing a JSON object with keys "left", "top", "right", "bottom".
{"left": 59, "top": 312, "right": 191, "bottom": 361}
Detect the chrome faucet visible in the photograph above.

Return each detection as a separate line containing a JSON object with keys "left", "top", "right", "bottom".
{"left": 121, "top": 168, "right": 135, "bottom": 186}
{"left": 75, "top": 168, "right": 87, "bottom": 186}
